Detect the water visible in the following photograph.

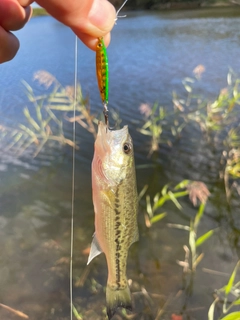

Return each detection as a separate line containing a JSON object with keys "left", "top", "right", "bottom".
{"left": 0, "top": 7, "right": 240, "bottom": 319}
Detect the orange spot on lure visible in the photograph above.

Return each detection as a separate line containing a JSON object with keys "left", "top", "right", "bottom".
{"left": 96, "top": 37, "right": 109, "bottom": 106}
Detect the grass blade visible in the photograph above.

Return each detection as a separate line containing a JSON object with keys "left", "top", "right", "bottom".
{"left": 208, "top": 297, "right": 218, "bottom": 320}
{"left": 72, "top": 304, "right": 82, "bottom": 320}
{"left": 146, "top": 195, "right": 153, "bottom": 218}
{"left": 150, "top": 212, "right": 167, "bottom": 225}
{"left": 33, "top": 137, "right": 48, "bottom": 158}
{"left": 138, "top": 185, "right": 148, "bottom": 202}
{"left": 189, "top": 228, "right": 196, "bottom": 265}
{"left": 0, "top": 303, "right": 29, "bottom": 319}
{"left": 174, "top": 180, "right": 190, "bottom": 190}
{"left": 19, "top": 124, "right": 38, "bottom": 140}
{"left": 225, "top": 261, "right": 240, "bottom": 296}
{"left": 167, "top": 223, "right": 190, "bottom": 231}
{"left": 221, "top": 312, "right": 240, "bottom": 320}
{"left": 168, "top": 191, "right": 182, "bottom": 210}
{"left": 23, "top": 107, "right": 41, "bottom": 131}
{"left": 161, "top": 184, "right": 169, "bottom": 196}
{"left": 196, "top": 229, "right": 215, "bottom": 247}
{"left": 153, "top": 196, "right": 166, "bottom": 211}
{"left": 46, "top": 107, "right": 61, "bottom": 126}
{"left": 194, "top": 202, "right": 205, "bottom": 230}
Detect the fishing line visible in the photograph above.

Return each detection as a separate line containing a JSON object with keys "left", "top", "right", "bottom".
{"left": 69, "top": 2, "right": 128, "bottom": 317}
{"left": 115, "top": 0, "right": 129, "bottom": 20}
{"left": 70, "top": 35, "right": 78, "bottom": 320}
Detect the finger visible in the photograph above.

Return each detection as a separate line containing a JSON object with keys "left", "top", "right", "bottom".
{"left": 36, "top": 0, "right": 116, "bottom": 48}
{"left": 0, "top": 27, "right": 19, "bottom": 63}
{"left": 74, "top": 32, "right": 111, "bottom": 51}
{"left": 80, "top": 0, "right": 116, "bottom": 37}
{"left": 18, "top": 0, "right": 34, "bottom": 6}
{"left": 0, "top": 0, "right": 32, "bottom": 31}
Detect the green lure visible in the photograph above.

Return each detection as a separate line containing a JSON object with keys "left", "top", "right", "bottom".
{"left": 96, "top": 37, "right": 109, "bottom": 106}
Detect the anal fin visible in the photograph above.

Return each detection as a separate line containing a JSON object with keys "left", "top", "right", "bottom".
{"left": 87, "top": 234, "right": 102, "bottom": 265}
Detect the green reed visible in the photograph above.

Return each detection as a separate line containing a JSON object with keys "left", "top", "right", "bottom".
{"left": 137, "top": 67, "right": 240, "bottom": 200}
{"left": 0, "top": 71, "right": 97, "bottom": 157}
{"left": 208, "top": 261, "right": 240, "bottom": 320}
{"left": 142, "top": 180, "right": 213, "bottom": 270}
{"left": 140, "top": 179, "right": 216, "bottom": 318}
{"left": 174, "top": 68, "right": 240, "bottom": 199}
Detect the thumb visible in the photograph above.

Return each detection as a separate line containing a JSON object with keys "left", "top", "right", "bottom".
{"left": 35, "top": 0, "right": 116, "bottom": 50}
{"left": 73, "top": 0, "right": 116, "bottom": 49}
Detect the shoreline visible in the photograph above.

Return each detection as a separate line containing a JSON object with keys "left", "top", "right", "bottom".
{"left": 32, "top": 8, "right": 48, "bottom": 17}
{"left": 151, "top": 1, "right": 240, "bottom": 10}
{"left": 32, "top": 2, "right": 240, "bottom": 17}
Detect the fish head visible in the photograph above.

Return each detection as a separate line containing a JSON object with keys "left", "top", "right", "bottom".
{"left": 94, "top": 121, "right": 134, "bottom": 184}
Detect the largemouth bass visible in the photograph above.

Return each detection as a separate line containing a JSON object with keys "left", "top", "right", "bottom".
{"left": 87, "top": 121, "right": 139, "bottom": 319}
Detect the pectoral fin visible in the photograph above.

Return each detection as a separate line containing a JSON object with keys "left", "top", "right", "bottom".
{"left": 87, "top": 234, "right": 102, "bottom": 265}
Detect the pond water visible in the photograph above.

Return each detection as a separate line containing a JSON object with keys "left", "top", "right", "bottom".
{"left": 0, "top": 7, "right": 240, "bottom": 320}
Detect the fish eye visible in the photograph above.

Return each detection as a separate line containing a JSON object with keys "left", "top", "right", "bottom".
{"left": 123, "top": 142, "right": 131, "bottom": 154}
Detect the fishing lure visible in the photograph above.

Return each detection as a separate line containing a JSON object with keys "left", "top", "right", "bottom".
{"left": 96, "top": 37, "right": 109, "bottom": 122}
{"left": 95, "top": 0, "right": 129, "bottom": 125}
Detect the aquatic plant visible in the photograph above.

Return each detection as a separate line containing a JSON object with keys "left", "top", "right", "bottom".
{"left": 142, "top": 180, "right": 210, "bottom": 228}
{"left": 208, "top": 261, "right": 240, "bottom": 320}
{"left": 173, "top": 67, "right": 240, "bottom": 134}
{"left": 145, "top": 179, "right": 213, "bottom": 271}
{"left": 172, "top": 67, "right": 240, "bottom": 199}
{"left": 0, "top": 71, "right": 97, "bottom": 157}
{"left": 140, "top": 179, "right": 215, "bottom": 319}
{"left": 178, "top": 203, "right": 215, "bottom": 272}
{"left": 72, "top": 304, "right": 83, "bottom": 320}
{"left": 0, "top": 70, "right": 126, "bottom": 158}
{"left": 170, "top": 194, "right": 216, "bottom": 319}
{"left": 142, "top": 179, "right": 213, "bottom": 283}
{"left": 221, "top": 128, "right": 240, "bottom": 200}
{"left": 138, "top": 102, "right": 166, "bottom": 155}
{"left": 138, "top": 100, "right": 186, "bottom": 156}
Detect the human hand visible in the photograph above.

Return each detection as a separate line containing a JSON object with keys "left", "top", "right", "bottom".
{"left": 33, "top": 0, "right": 116, "bottom": 49}
{"left": 0, "top": 0, "right": 31, "bottom": 63}
{"left": 1, "top": 0, "right": 116, "bottom": 64}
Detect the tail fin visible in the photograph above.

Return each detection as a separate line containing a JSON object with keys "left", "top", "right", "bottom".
{"left": 106, "top": 284, "right": 132, "bottom": 319}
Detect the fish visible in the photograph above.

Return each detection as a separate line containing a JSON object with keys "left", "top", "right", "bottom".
{"left": 87, "top": 121, "right": 139, "bottom": 319}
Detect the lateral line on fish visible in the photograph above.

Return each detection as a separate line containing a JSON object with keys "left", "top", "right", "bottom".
{"left": 114, "top": 186, "right": 122, "bottom": 289}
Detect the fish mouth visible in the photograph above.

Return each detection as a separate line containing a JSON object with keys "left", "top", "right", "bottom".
{"left": 97, "top": 121, "right": 129, "bottom": 152}
{"left": 97, "top": 121, "right": 109, "bottom": 153}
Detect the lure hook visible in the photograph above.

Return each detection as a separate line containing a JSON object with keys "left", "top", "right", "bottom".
{"left": 103, "top": 103, "right": 109, "bottom": 127}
